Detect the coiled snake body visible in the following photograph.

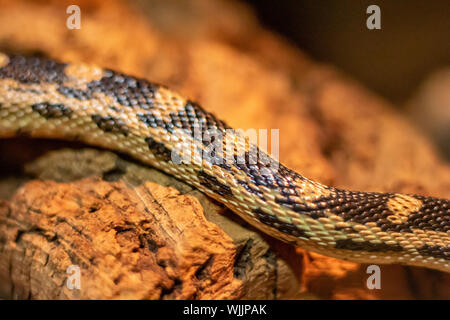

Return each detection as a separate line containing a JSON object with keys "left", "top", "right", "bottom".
{"left": 0, "top": 53, "right": 449, "bottom": 272}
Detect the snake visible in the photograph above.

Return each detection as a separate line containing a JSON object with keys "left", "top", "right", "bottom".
{"left": 0, "top": 52, "right": 448, "bottom": 273}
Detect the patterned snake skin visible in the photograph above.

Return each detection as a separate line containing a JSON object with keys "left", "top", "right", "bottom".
{"left": 0, "top": 53, "right": 449, "bottom": 272}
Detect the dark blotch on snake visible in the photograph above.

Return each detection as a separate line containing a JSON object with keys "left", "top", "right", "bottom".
{"left": 254, "top": 208, "right": 309, "bottom": 239}
{"left": 305, "top": 190, "right": 394, "bottom": 224}
{"left": 183, "top": 100, "right": 231, "bottom": 132}
{"left": 91, "top": 115, "right": 129, "bottom": 136}
{"left": 137, "top": 113, "right": 175, "bottom": 134}
{"left": 198, "top": 170, "right": 233, "bottom": 198}
{"left": 57, "top": 69, "right": 159, "bottom": 109}
{"left": 144, "top": 136, "right": 172, "bottom": 162}
{"left": 0, "top": 55, "right": 67, "bottom": 84}
{"left": 335, "top": 239, "right": 403, "bottom": 252}
{"left": 318, "top": 190, "right": 450, "bottom": 233}
{"left": 32, "top": 102, "right": 73, "bottom": 119}
{"left": 154, "top": 100, "right": 232, "bottom": 144}
{"left": 416, "top": 244, "right": 450, "bottom": 260}
{"left": 406, "top": 195, "right": 449, "bottom": 233}
{"left": 136, "top": 100, "right": 230, "bottom": 143}
{"left": 215, "top": 150, "right": 308, "bottom": 199}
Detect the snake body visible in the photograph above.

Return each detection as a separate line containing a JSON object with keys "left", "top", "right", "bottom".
{"left": 0, "top": 53, "right": 449, "bottom": 272}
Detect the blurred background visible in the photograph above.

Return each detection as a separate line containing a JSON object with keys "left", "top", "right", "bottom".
{"left": 242, "top": 0, "right": 450, "bottom": 159}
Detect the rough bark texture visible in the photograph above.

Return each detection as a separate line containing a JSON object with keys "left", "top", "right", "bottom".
{"left": 0, "top": 0, "right": 449, "bottom": 299}
{"left": 0, "top": 148, "right": 243, "bottom": 299}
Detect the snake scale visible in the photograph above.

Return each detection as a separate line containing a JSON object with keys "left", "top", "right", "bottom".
{"left": 0, "top": 52, "right": 448, "bottom": 273}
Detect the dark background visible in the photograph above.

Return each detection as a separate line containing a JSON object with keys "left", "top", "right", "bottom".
{"left": 242, "top": 0, "right": 450, "bottom": 105}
